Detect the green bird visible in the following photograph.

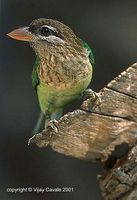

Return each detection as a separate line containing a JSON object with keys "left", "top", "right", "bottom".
{"left": 7, "top": 18, "right": 95, "bottom": 134}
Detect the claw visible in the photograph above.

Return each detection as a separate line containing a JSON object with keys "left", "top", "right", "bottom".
{"left": 81, "top": 89, "right": 101, "bottom": 110}
{"left": 83, "top": 89, "right": 99, "bottom": 101}
{"left": 45, "top": 119, "right": 58, "bottom": 133}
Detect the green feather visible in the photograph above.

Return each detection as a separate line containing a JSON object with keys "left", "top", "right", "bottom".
{"left": 32, "top": 56, "right": 40, "bottom": 89}
{"left": 79, "top": 38, "right": 95, "bottom": 67}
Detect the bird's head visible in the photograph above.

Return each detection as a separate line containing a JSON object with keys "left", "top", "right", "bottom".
{"left": 7, "top": 18, "right": 82, "bottom": 57}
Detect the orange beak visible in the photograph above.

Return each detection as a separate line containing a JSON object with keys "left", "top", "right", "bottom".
{"left": 7, "top": 27, "right": 33, "bottom": 42}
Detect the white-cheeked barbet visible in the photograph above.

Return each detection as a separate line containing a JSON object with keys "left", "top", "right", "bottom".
{"left": 7, "top": 18, "right": 95, "bottom": 134}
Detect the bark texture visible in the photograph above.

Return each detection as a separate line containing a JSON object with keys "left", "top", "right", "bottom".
{"left": 29, "top": 62, "right": 137, "bottom": 200}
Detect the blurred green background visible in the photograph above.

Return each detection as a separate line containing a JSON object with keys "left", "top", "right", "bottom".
{"left": 0, "top": 0, "right": 137, "bottom": 199}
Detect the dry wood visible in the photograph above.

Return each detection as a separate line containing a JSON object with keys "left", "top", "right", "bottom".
{"left": 29, "top": 62, "right": 137, "bottom": 200}
{"left": 99, "top": 145, "right": 137, "bottom": 200}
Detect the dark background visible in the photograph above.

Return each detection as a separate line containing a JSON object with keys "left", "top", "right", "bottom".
{"left": 0, "top": 0, "right": 137, "bottom": 200}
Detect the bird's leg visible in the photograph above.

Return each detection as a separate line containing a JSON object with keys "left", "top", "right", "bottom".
{"left": 45, "top": 119, "right": 58, "bottom": 133}
{"left": 44, "top": 109, "right": 63, "bottom": 133}
{"left": 44, "top": 115, "right": 58, "bottom": 133}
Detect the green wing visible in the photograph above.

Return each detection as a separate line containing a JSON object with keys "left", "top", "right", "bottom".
{"left": 31, "top": 56, "right": 45, "bottom": 135}
{"left": 32, "top": 56, "right": 40, "bottom": 89}
{"left": 79, "top": 38, "right": 95, "bottom": 67}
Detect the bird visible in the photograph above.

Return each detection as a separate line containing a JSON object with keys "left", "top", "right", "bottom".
{"left": 7, "top": 18, "right": 95, "bottom": 134}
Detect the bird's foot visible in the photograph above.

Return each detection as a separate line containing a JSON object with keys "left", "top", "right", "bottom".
{"left": 45, "top": 119, "right": 58, "bottom": 133}
{"left": 28, "top": 119, "right": 58, "bottom": 147}
{"left": 83, "top": 89, "right": 99, "bottom": 101}
{"left": 81, "top": 89, "right": 101, "bottom": 110}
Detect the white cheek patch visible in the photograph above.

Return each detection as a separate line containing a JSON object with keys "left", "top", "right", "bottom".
{"left": 38, "top": 35, "right": 65, "bottom": 44}
{"left": 46, "top": 35, "right": 65, "bottom": 44}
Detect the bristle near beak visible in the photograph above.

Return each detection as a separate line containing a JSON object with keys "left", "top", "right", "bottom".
{"left": 7, "top": 27, "right": 33, "bottom": 42}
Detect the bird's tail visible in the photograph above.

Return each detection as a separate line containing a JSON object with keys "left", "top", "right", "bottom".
{"left": 32, "top": 111, "right": 45, "bottom": 135}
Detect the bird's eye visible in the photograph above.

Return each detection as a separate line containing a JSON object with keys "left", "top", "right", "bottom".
{"left": 41, "top": 27, "right": 51, "bottom": 36}
{"left": 39, "top": 26, "right": 62, "bottom": 39}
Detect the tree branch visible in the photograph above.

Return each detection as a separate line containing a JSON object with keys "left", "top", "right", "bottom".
{"left": 29, "top": 62, "right": 137, "bottom": 199}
